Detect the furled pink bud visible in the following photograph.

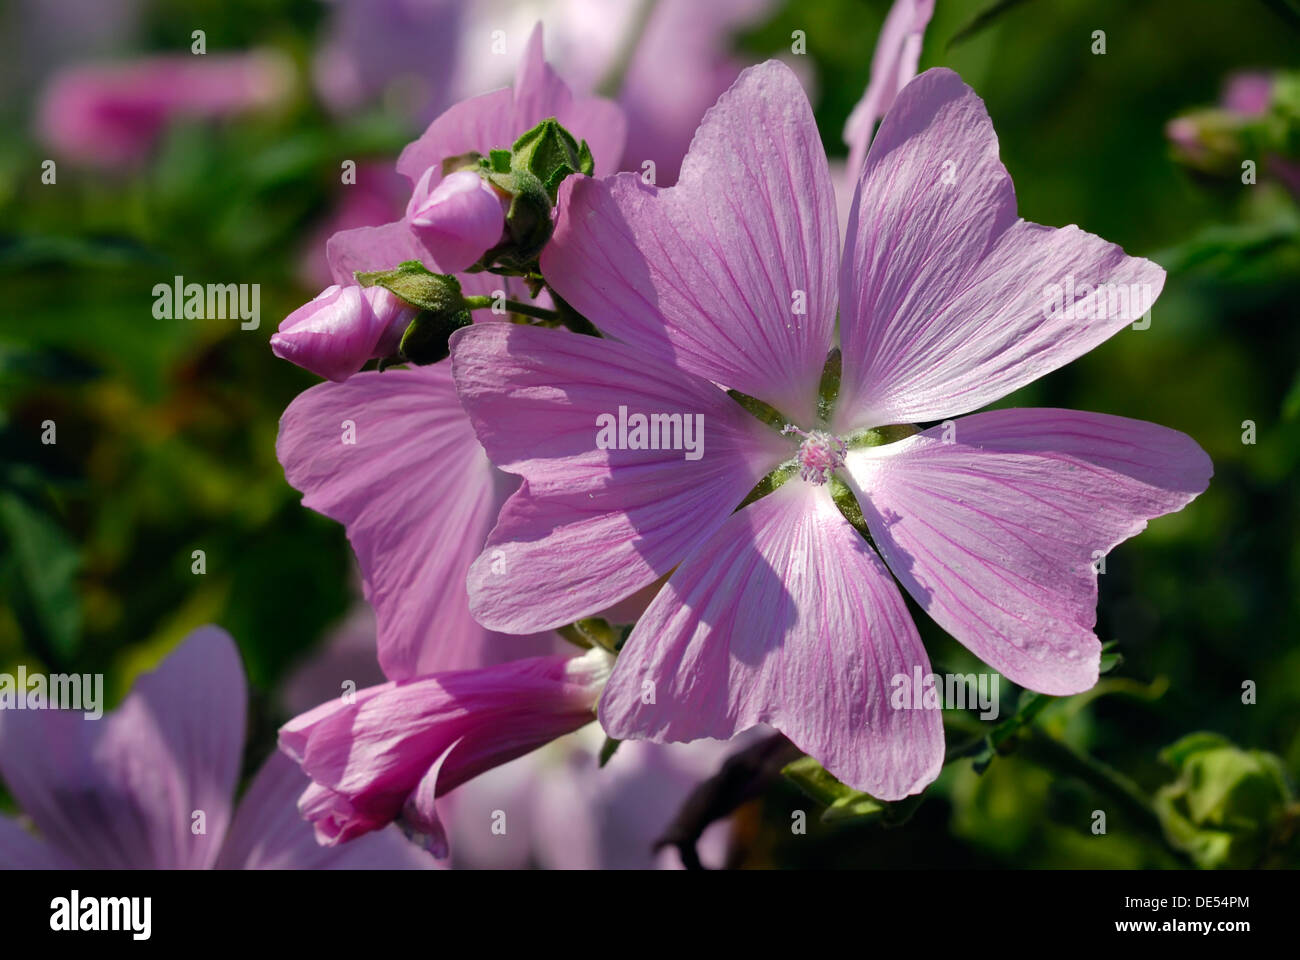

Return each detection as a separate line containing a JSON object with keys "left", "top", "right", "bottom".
{"left": 278, "top": 648, "right": 614, "bottom": 855}
{"left": 406, "top": 168, "right": 507, "bottom": 273}
{"left": 270, "top": 284, "right": 416, "bottom": 382}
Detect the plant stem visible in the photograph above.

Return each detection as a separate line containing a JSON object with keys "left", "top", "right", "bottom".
{"left": 1016, "top": 727, "right": 1190, "bottom": 865}
{"left": 462, "top": 295, "right": 560, "bottom": 322}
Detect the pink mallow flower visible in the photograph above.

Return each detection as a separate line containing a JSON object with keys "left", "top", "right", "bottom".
{"left": 37, "top": 51, "right": 291, "bottom": 167}
{"left": 406, "top": 168, "right": 508, "bottom": 273}
{"left": 450, "top": 63, "right": 1213, "bottom": 801}
{"left": 271, "top": 283, "right": 417, "bottom": 383}
{"left": 0, "top": 627, "right": 432, "bottom": 869}
{"left": 275, "top": 25, "right": 624, "bottom": 678}
{"left": 278, "top": 647, "right": 615, "bottom": 853}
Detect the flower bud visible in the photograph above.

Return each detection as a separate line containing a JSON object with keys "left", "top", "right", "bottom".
{"left": 406, "top": 168, "right": 507, "bottom": 273}
{"left": 1154, "top": 732, "right": 1297, "bottom": 868}
{"left": 279, "top": 648, "right": 615, "bottom": 853}
{"left": 270, "top": 284, "right": 416, "bottom": 382}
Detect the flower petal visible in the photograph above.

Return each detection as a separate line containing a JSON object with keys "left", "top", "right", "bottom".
{"left": 397, "top": 23, "right": 625, "bottom": 185}
{"left": 215, "top": 752, "right": 435, "bottom": 869}
{"left": 0, "top": 815, "right": 69, "bottom": 869}
{"left": 843, "top": 409, "right": 1213, "bottom": 694}
{"left": 836, "top": 68, "right": 1165, "bottom": 430}
{"left": 0, "top": 626, "right": 245, "bottom": 868}
{"left": 843, "top": 0, "right": 935, "bottom": 180}
{"left": 510, "top": 22, "right": 626, "bottom": 178}
{"left": 599, "top": 482, "right": 944, "bottom": 800}
{"left": 541, "top": 60, "right": 838, "bottom": 425}
{"left": 278, "top": 651, "right": 609, "bottom": 846}
{"left": 324, "top": 219, "right": 504, "bottom": 300}
{"left": 451, "top": 323, "right": 790, "bottom": 633}
{"left": 276, "top": 361, "right": 554, "bottom": 678}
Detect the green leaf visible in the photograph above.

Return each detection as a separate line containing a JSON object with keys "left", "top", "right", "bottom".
{"left": 0, "top": 494, "right": 81, "bottom": 659}
{"left": 598, "top": 737, "right": 621, "bottom": 768}
{"left": 947, "top": 0, "right": 1035, "bottom": 49}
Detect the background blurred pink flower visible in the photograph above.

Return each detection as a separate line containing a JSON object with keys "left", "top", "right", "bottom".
{"left": 313, "top": 0, "right": 465, "bottom": 123}
{"left": 38, "top": 50, "right": 292, "bottom": 167}
{"left": 843, "top": 0, "right": 933, "bottom": 180}
{"left": 454, "top": 0, "right": 778, "bottom": 184}
{"left": 441, "top": 725, "right": 739, "bottom": 869}
{"left": 0, "top": 627, "right": 432, "bottom": 870}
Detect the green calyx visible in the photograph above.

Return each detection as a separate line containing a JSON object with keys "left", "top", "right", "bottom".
{"left": 846, "top": 423, "right": 920, "bottom": 449}
{"left": 472, "top": 117, "right": 594, "bottom": 273}
{"left": 355, "top": 260, "right": 472, "bottom": 366}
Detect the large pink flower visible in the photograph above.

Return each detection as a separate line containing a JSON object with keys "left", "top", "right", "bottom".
{"left": 0, "top": 627, "right": 430, "bottom": 869}
{"left": 450, "top": 63, "right": 1212, "bottom": 800}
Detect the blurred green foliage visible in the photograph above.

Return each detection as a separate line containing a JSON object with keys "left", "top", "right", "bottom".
{"left": 0, "top": 0, "right": 1297, "bottom": 867}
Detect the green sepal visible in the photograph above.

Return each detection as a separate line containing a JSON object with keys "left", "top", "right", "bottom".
{"left": 781, "top": 756, "right": 887, "bottom": 825}
{"left": 560, "top": 617, "right": 622, "bottom": 654}
{"left": 1098, "top": 639, "right": 1124, "bottom": 675}
{"left": 599, "top": 737, "right": 621, "bottom": 768}
{"left": 971, "top": 689, "right": 1052, "bottom": 774}
{"left": 354, "top": 260, "right": 463, "bottom": 314}
{"left": 354, "top": 261, "right": 472, "bottom": 365}
{"left": 510, "top": 117, "right": 585, "bottom": 203}
{"left": 441, "top": 151, "right": 483, "bottom": 176}
{"left": 396, "top": 307, "right": 472, "bottom": 366}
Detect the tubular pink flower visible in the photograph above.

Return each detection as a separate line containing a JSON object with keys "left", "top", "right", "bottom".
{"left": 278, "top": 648, "right": 615, "bottom": 854}
{"left": 270, "top": 284, "right": 416, "bottom": 383}
{"left": 406, "top": 168, "right": 507, "bottom": 273}
{"left": 452, "top": 63, "right": 1213, "bottom": 800}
